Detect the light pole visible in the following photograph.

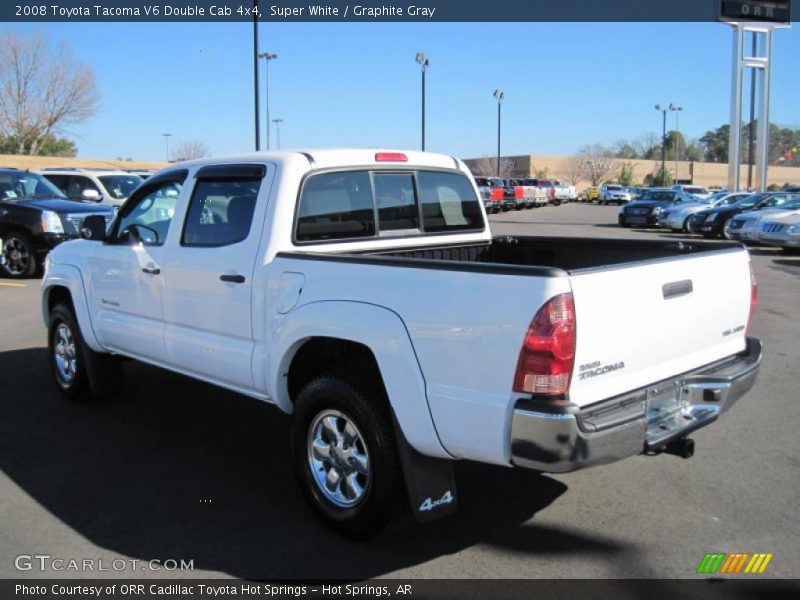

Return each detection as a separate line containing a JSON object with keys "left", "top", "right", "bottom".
{"left": 258, "top": 51, "right": 278, "bottom": 150}
{"left": 494, "top": 90, "right": 504, "bottom": 177}
{"left": 669, "top": 103, "right": 683, "bottom": 182}
{"left": 162, "top": 133, "right": 172, "bottom": 162}
{"left": 415, "top": 52, "right": 430, "bottom": 151}
{"left": 654, "top": 104, "right": 668, "bottom": 184}
{"left": 272, "top": 118, "right": 283, "bottom": 149}
{"left": 253, "top": 0, "right": 260, "bottom": 151}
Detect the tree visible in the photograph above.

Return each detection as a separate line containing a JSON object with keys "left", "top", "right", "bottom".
{"left": 0, "top": 31, "right": 99, "bottom": 155}
{"left": 618, "top": 162, "right": 636, "bottom": 186}
{"left": 633, "top": 132, "right": 660, "bottom": 160}
{"left": 647, "top": 165, "right": 673, "bottom": 187}
{"left": 575, "top": 143, "right": 618, "bottom": 186}
{"left": 172, "top": 139, "right": 210, "bottom": 161}
{"left": 467, "top": 155, "right": 514, "bottom": 177}
{"left": 613, "top": 138, "right": 639, "bottom": 159}
{"left": 558, "top": 155, "right": 583, "bottom": 185}
{"left": 0, "top": 133, "right": 77, "bottom": 156}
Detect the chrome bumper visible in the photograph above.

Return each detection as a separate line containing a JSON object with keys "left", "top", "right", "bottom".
{"left": 510, "top": 337, "right": 762, "bottom": 473}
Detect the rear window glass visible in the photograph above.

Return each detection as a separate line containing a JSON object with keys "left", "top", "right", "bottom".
{"left": 296, "top": 171, "right": 375, "bottom": 242}
{"left": 295, "top": 169, "right": 483, "bottom": 242}
{"left": 418, "top": 171, "right": 483, "bottom": 232}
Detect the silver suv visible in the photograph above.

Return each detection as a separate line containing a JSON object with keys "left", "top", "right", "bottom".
{"left": 39, "top": 168, "right": 144, "bottom": 208}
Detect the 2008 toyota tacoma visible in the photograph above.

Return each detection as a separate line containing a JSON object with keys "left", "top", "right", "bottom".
{"left": 40, "top": 150, "right": 762, "bottom": 538}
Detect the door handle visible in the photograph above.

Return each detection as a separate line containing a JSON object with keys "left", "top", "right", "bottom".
{"left": 142, "top": 266, "right": 161, "bottom": 275}
{"left": 220, "top": 274, "right": 245, "bottom": 284}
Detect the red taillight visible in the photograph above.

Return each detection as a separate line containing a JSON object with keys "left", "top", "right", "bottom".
{"left": 746, "top": 262, "right": 757, "bottom": 334}
{"left": 515, "top": 186, "right": 524, "bottom": 199}
{"left": 490, "top": 188, "right": 504, "bottom": 201}
{"left": 375, "top": 152, "right": 408, "bottom": 162}
{"left": 513, "top": 293, "right": 576, "bottom": 396}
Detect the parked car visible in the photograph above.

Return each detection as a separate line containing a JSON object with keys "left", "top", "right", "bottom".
{"left": 724, "top": 194, "right": 800, "bottom": 242}
{"left": 40, "top": 168, "right": 144, "bottom": 208}
{"left": 582, "top": 186, "right": 600, "bottom": 202}
{"left": 757, "top": 212, "right": 800, "bottom": 253}
{"left": 672, "top": 184, "right": 712, "bottom": 200}
{"left": 526, "top": 178, "right": 562, "bottom": 205}
{"left": 627, "top": 187, "right": 646, "bottom": 201}
{"left": 517, "top": 178, "right": 549, "bottom": 207}
{"left": 40, "top": 149, "right": 760, "bottom": 539}
{"left": 617, "top": 188, "right": 695, "bottom": 227}
{"left": 658, "top": 192, "right": 750, "bottom": 232}
{"left": 694, "top": 192, "right": 797, "bottom": 239}
{"left": 0, "top": 168, "right": 114, "bottom": 278}
{"left": 599, "top": 184, "right": 631, "bottom": 205}
{"left": 473, "top": 176, "right": 505, "bottom": 213}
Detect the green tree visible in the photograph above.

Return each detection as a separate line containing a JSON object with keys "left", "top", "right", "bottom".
{"left": 0, "top": 134, "right": 77, "bottom": 156}
{"left": 618, "top": 162, "right": 636, "bottom": 186}
{"left": 649, "top": 165, "right": 673, "bottom": 187}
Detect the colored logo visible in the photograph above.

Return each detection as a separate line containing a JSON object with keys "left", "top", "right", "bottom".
{"left": 696, "top": 552, "right": 773, "bottom": 575}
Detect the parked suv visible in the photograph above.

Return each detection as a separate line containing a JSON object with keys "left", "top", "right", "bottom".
{"left": 0, "top": 169, "right": 114, "bottom": 278}
{"left": 40, "top": 168, "right": 144, "bottom": 208}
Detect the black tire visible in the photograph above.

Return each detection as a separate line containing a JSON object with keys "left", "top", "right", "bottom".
{"left": 290, "top": 371, "right": 406, "bottom": 539}
{"left": 48, "top": 302, "right": 123, "bottom": 401}
{"left": 1, "top": 231, "right": 37, "bottom": 278}
{"left": 782, "top": 247, "right": 800, "bottom": 255}
{"left": 721, "top": 219, "right": 734, "bottom": 240}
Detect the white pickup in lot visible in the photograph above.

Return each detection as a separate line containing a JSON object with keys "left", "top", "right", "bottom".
{"left": 41, "top": 149, "right": 762, "bottom": 538}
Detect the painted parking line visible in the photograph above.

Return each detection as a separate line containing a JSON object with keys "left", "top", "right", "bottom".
{"left": 0, "top": 282, "right": 27, "bottom": 287}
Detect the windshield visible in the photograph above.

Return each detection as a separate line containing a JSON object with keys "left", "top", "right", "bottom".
{"left": 639, "top": 191, "right": 675, "bottom": 202}
{"left": 0, "top": 171, "right": 66, "bottom": 200}
{"left": 606, "top": 185, "right": 622, "bottom": 191}
{"left": 735, "top": 193, "right": 768, "bottom": 209}
{"left": 98, "top": 175, "right": 143, "bottom": 199}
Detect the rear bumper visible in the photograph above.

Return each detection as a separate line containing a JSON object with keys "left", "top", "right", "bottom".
{"left": 510, "top": 337, "right": 762, "bottom": 473}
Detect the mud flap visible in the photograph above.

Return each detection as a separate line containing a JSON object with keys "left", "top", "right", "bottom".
{"left": 392, "top": 414, "right": 458, "bottom": 523}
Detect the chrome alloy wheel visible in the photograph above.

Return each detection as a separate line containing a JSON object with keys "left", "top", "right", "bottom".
{"left": 2, "top": 236, "right": 31, "bottom": 276}
{"left": 307, "top": 409, "right": 371, "bottom": 508}
{"left": 53, "top": 322, "right": 77, "bottom": 385}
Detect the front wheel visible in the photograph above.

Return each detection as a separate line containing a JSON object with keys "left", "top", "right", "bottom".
{"left": 1, "top": 231, "right": 37, "bottom": 278}
{"left": 290, "top": 372, "right": 406, "bottom": 539}
{"left": 722, "top": 219, "right": 734, "bottom": 240}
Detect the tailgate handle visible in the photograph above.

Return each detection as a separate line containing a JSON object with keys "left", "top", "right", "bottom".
{"left": 663, "top": 279, "right": 693, "bottom": 299}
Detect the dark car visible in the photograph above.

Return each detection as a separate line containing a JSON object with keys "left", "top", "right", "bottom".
{"left": 617, "top": 188, "right": 696, "bottom": 227}
{"left": 0, "top": 169, "right": 115, "bottom": 278}
{"left": 692, "top": 192, "right": 796, "bottom": 239}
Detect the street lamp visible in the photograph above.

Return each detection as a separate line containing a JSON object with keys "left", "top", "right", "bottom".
{"left": 654, "top": 104, "right": 668, "bottom": 182}
{"left": 162, "top": 133, "right": 172, "bottom": 162}
{"left": 493, "top": 90, "right": 504, "bottom": 177}
{"left": 415, "top": 52, "right": 430, "bottom": 151}
{"left": 669, "top": 103, "right": 683, "bottom": 182}
{"left": 272, "top": 118, "right": 284, "bottom": 150}
{"left": 253, "top": 0, "right": 260, "bottom": 151}
{"left": 258, "top": 51, "right": 278, "bottom": 150}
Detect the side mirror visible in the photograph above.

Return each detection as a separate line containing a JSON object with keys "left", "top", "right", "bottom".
{"left": 80, "top": 215, "right": 108, "bottom": 241}
{"left": 82, "top": 189, "right": 102, "bottom": 201}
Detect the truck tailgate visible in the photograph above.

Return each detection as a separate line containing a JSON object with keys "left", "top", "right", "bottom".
{"left": 567, "top": 248, "right": 753, "bottom": 407}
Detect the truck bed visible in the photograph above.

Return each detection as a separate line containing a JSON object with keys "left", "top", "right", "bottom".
{"left": 355, "top": 236, "right": 743, "bottom": 274}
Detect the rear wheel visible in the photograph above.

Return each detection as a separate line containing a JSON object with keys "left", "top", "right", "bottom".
{"left": 1, "top": 231, "right": 37, "bottom": 278}
{"left": 722, "top": 218, "right": 735, "bottom": 240}
{"left": 290, "top": 371, "right": 406, "bottom": 539}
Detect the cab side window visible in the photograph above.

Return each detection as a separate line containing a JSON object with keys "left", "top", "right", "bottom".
{"left": 114, "top": 181, "right": 182, "bottom": 246}
{"left": 68, "top": 176, "right": 101, "bottom": 199}
{"left": 182, "top": 179, "right": 261, "bottom": 246}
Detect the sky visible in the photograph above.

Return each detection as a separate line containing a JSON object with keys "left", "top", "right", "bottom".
{"left": 10, "top": 21, "right": 800, "bottom": 161}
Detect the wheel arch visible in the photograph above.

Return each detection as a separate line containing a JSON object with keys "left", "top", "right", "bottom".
{"left": 270, "top": 300, "right": 451, "bottom": 460}
{"left": 42, "top": 264, "right": 103, "bottom": 352}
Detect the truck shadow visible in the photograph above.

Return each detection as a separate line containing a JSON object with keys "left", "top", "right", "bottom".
{"left": 0, "top": 348, "right": 629, "bottom": 580}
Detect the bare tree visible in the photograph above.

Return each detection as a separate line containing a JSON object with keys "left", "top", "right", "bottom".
{"left": 576, "top": 143, "right": 618, "bottom": 186}
{"left": 557, "top": 155, "right": 584, "bottom": 185}
{"left": 171, "top": 139, "right": 210, "bottom": 161}
{"left": 633, "top": 131, "right": 660, "bottom": 159}
{"left": 466, "top": 155, "right": 513, "bottom": 178}
{"left": 0, "top": 31, "right": 99, "bottom": 155}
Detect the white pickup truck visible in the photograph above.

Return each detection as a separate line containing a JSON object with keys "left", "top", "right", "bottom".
{"left": 41, "top": 150, "right": 762, "bottom": 539}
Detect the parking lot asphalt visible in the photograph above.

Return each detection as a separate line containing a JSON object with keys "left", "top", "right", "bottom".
{"left": 0, "top": 203, "right": 798, "bottom": 580}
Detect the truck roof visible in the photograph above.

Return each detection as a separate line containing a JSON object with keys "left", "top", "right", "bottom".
{"left": 166, "top": 149, "right": 465, "bottom": 173}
